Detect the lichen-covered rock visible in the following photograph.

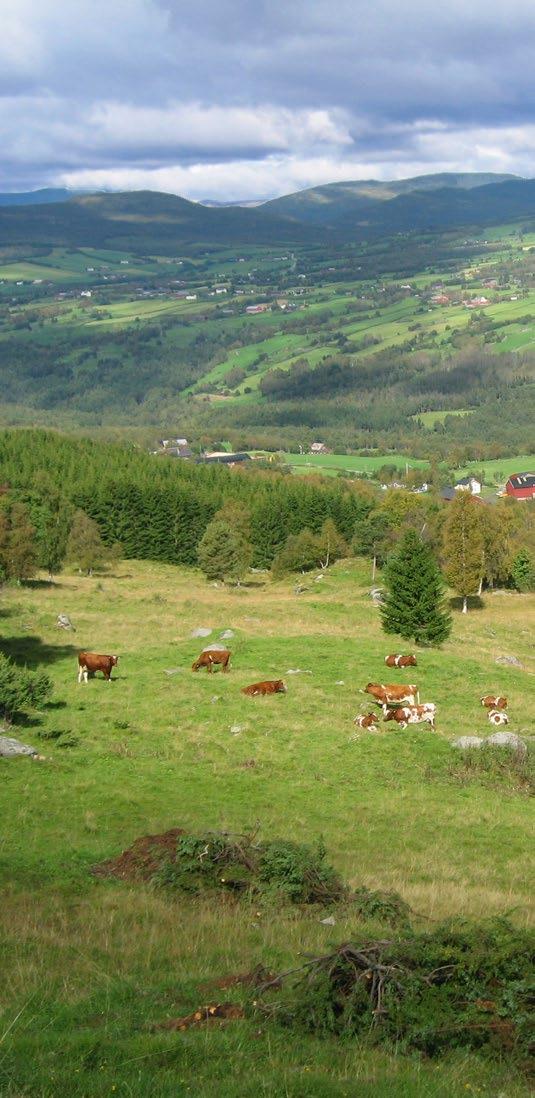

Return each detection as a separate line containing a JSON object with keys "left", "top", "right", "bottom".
{"left": 495, "top": 655, "right": 524, "bottom": 668}
{"left": 191, "top": 627, "right": 212, "bottom": 638}
{"left": 0, "top": 735, "right": 39, "bottom": 758}
{"left": 486, "top": 731, "right": 527, "bottom": 754}
{"left": 452, "top": 736, "right": 483, "bottom": 749}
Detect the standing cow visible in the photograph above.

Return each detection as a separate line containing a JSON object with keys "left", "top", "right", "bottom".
{"left": 364, "top": 682, "right": 419, "bottom": 707}
{"left": 192, "top": 649, "right": 231, "bottom": 673}
{"left": 78, "top": 652, "right": 119, "bottom": 683}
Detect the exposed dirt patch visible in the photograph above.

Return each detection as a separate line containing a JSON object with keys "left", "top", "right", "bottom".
{"left": 91, "top": 828, "right": 185, "bottom": 881}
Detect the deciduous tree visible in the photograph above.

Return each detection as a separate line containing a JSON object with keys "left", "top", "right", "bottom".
{"left": 442, "top": 493, "right": 485, "bottom": 612}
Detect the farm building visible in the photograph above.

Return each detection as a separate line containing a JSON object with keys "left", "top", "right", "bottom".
{"left": 505, "top": 472, "right": 535, "bottom": 500}
{"left": 310, "top": 442, "right": 331, "bottom": 455}
{"left": 196, "top": 452, "right": 251, "bottom": 466}
{"left": 455, "top": 476, "right": 482, "bottom": 495}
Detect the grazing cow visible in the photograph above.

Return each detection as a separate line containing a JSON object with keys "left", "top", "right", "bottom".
{"left": 241, "top": 680, "right": 287, "bottom": 696}
{"left": 192, "top": 649, "right": 231, "bottom": 673}
{"left": 384, "top": 654, "right": 417, "bottom": 668}
{"left": 78, "top": 652, "right": 119, "bottom": 683}
{"left": 353, "top": 712, "right": 380, "bottom": 730}
{"left": 481, "top": 695, "right": 507, "bottom": 710}
{"left": 382, "top": 702, "right": 436, "bottom": 730}
{"left": 364, "top": 682, "right": 419, "bottom": 707}
{"left": 487, "top": 708, "right": 508, "bottom": 727}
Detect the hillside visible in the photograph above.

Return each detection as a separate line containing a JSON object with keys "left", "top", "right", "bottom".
{"left": 0, "top": 174, "right": 534, "bottom": 251}
{"left": 0, "top": 555, "right": 533, "bottom": 1096}
{"left": 263, "top": 172, "right": 522, "bottom": 226}
{"left": 0, "top": 174, "right": 534, "bottom": 455}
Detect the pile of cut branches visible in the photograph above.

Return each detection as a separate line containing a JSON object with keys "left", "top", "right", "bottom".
{"left": 255, "top": 919, "right": 534, "bottom": 1065}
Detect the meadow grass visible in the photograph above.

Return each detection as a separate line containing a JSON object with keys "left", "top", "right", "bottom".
{"left": 0, "top": 559, "right": 533, "bottom": 1095}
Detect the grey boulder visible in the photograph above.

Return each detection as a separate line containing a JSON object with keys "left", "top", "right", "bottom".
{"left": 191, "top": 627, "right": 212, "bottom": 638}
{"left": 452, "top": 736, "right": 483, "bottom": 749}
{"left": 486, "top": 731, "right": 527, "bottom": 754}
{"left": 0, "top": 735, "right": 40, "bottom": 758}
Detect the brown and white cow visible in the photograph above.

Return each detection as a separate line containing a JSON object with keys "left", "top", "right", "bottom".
{"left": 384, "top": 654, "right": 417, "bottom": 668}
{"left": 78, "top": 652, "right": 119, "bottom": 683}
{"left": 481, "top": 695, "right": 507, "bottom": 710}
{"left": 382, "top": 702, "right": 436, "bottom": 729}
{"left": 487, "top": 708, "right": 508, "bottom": 727}
{"left": 353, "top": 712, "right": 380, "bottom": 731}
{"left": 192, "top": 649, "right": 231, "bottom": 673}
{"left": 364, "top": 682, "right": 419, "bottom": 707}
{"left": 241, "top": 680, "right": 287, "bottom": 696}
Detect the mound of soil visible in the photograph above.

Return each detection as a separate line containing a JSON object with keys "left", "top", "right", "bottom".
{"left": 92, "top": 828, "right": 185, "bottom": 881}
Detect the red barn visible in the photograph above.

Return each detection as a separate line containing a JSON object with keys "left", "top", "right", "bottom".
{"left": 505, "top": 472, "right": 535, "bottom": 500}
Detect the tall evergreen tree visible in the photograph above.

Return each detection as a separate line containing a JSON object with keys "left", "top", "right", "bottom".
{"left": 511, "top": 548, "right": 535, "bottom": 592}
{"left": 442, "top": 493, "right": 485, "bottom": 612}
{"left": 381, "top": 528, "right": 451, "bottom": 645}
{"left": 197, "top": 518, "right": 252, "bottom": 583}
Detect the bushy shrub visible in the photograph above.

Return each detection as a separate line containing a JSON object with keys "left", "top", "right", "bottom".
{"left": 0, "top": 652, "right": 52, "bottom": 721}
{"left": 153, "top": 832, "right": 346, "bottom": 904}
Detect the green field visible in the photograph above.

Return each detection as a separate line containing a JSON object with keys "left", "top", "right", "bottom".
{"left": 281, "top": 452, "right": 429, "bottom": 476}
{"left": 1, "top": 559, "right": 533, "bottom": 1096}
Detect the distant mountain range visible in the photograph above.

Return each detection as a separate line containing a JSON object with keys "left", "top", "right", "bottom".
{"left": 0, "top": 173, "right": 533, "bottom": 250}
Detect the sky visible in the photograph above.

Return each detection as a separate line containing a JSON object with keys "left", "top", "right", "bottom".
{"left": 1, "top": 0, "right": 535, "bottom": 201}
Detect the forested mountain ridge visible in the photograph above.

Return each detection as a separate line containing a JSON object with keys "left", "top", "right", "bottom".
{"left": 0, "top": 174, "right": 534, "bottom": 249}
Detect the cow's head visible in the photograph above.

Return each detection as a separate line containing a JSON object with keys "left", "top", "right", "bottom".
{"left": 275, "top": 680, "right": 287, "bottom": 693}
{"left": 111, "top": 655, "right": 119, "bottom": 665}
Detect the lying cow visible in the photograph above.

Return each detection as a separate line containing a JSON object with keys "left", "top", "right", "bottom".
{"left": 241, "top": 680, "right": 287, "bottom": 696}
{"left": 384, "top": 654, "right": 417, "bottom": 668}
{"left": 78, "top": 651, "right": 119, "bottom": 683}
{"left": 365, "top": 682, "right": 419, "bottom": 707}
{"left": 382, "top": 702, "right": 436, "bottom": 729}
{"left": 487, "top": 708, "right": 508, "bottom": 727}
{"left": 192, "top": 649, "right": 231, "bottom": 673}
{"left": 353, "top": 712, "right": 380, "bottom": 731}
{"left": 481, "top": 695, "right": 507, "bottom": 710}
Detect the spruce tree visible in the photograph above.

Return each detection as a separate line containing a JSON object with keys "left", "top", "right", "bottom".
{"left": 442, "top": 492, "right": 484, "bottom": 612}
{"left": 197, "top": 518, "right": 252, "bottom": 583}
{"left": 511, "top": 548, "right": 535, "bottom": 592}
{"left": 381, "top": 528, "right": 451, "bottom": 645}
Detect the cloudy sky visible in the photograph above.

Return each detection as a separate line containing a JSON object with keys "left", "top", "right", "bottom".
{"left": 1, "top": 0, "right": 535, "bottom": 201}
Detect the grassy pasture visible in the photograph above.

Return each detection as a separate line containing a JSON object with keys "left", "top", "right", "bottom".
{"left": 0, "top": 559, "right": 533, "bottom": 1096}
{"left": 282, "top": 453, "right": 429, "bottom": 476}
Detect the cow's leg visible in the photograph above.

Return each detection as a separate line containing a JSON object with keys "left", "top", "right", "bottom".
{"left": 78, "top": 666, "right": 84, "bottom": 683}
{"left": 207, "top": 660, "right": 213, "bottom": 672}
{"left": 83, "top": 669, "right": 89, "bottom": 683}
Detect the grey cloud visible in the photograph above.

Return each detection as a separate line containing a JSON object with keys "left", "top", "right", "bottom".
{"left": 0, "top": 0, "right": 534, "bottom": 196}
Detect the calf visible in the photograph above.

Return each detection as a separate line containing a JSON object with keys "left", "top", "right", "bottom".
{"left": 353, "top": 712, "right": 380, "bottom": 730}
{"left": 481, "top": 695, "right": 507, "bottom": 710}
{"left": 78, "top": 652, "right": 119, "bottom": 683}
{"left": 487, "top": 708, "right": 508, "bottom": 727}
{"left": 241, "top": 679, "right": 287, "bottom": 696}
{"left": 384, "top": 654, "right": 417, "bottom": 668}
{"left": 382, "top": 702, "right": 436, "bottom": 730}
{"left": 365, "top": 682, "right": 419, "bottom": 707}
{"left": 192, "top": 649, "right": 231, "bottom": 673}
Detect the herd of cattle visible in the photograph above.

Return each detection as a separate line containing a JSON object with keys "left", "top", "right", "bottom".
{"left": 77, "top": 648, "right": 511, "bottom": 731}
